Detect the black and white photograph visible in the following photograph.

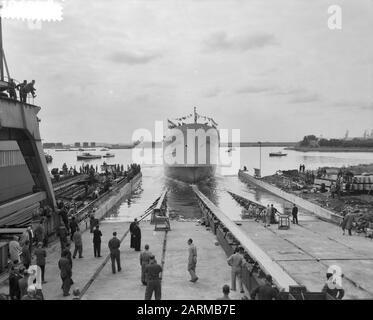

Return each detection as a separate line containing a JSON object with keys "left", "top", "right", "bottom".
{"left": 0, "top": 0, "right": 372, "bottom": 307}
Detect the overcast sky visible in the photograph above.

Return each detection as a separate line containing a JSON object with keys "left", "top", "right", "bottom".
{"left": 3, "top": 0, "right": 373, "bottom": 143}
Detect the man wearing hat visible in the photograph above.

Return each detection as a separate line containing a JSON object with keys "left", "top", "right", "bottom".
{"left": 144, "top": 255, "right": 162, "bottom": 300}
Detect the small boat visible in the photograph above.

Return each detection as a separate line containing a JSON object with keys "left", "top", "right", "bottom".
{"left": 77, "top": 153, "right": 102, "bottom": 160}
{"left": 102, "top": 153, "right": 115, "bottom": 158}
{"left": 269, "top": 151, "right": 287, "bottom": 157}
{"left": 100, "top": 148, "right": 109, "bottom": 151}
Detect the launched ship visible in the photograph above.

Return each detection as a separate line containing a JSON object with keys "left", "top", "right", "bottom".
{"left": 163, "top": 107, "right": 219, "bottom": 183}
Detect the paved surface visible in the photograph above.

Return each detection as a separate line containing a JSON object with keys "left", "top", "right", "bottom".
{"left": 0, "top": 219, "right": 245, "bottom": 300}
{"left": 239, "top": 210, "right": 373, "bottom": 299}
{"left": 85, "top": 221, "right": 245, "bottom": 300}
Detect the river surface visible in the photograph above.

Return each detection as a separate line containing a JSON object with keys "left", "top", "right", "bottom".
{"left": 46, "top": 147, "right": 373, "bottom": 222}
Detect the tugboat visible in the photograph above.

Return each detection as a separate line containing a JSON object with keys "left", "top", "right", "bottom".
{"left": 269, "top": 151, "right": 287, "bottom": 157}
{"left": 163, "top": 107, "right": 219, "bottom": 183}
{"left": 103, "top": 152, "right": 115, "bottom": 158}
{"left": 77, "top": 153, "right": 102, "bottom": 160}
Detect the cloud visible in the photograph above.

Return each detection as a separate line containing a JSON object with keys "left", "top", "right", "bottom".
{"left": 203, "top": 31, "right": 279, "bottom": 52}
{"left": 289, "top": 93, "right": 320, "bottom": 104}
{"left": 107, "top": 50, "right": 161, "bottom": 65}
{"left": 203, "top": 86, "right": 222, "bottom": 98}
{"left": 236, "top": 85, "right": 276, "bottom": 94}
{"left": 333, "top": 100, "right": 373, "bottom": 110}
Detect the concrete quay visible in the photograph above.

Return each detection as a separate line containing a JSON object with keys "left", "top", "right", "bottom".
{"left": 0, "top": 218, "right": 244, "bottom": 300}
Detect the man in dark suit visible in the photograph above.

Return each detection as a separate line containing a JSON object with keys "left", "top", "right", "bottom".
{"left": 93, "top": 225, "right": 102, "bottom": 257}
{"left": 292, "top": 204, "right": 298, "bottom": 224}
{"left": 144, "top": 255, "right": 162, "bottom": 300}
{"left": 21, "top": 241, "right": 31, "bottom": 269}
{"left": 108, "top": 232, "right": 121, "bottom": 274}
{"left": 129, "top": 219, "right": 137, "bottom": 249}
{"left": 133, "top": 222, "right": 141, "bottom": 251}
{"left": 58, "top": 250, "right": 72, "bottom": 296}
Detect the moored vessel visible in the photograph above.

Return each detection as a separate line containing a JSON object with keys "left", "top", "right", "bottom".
{"left": 77, "top": 153, "right": 102, "bottom": 160}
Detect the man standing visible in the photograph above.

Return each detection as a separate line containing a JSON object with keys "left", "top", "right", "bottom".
{"left": 140, "top": 244, "right": 152, "bottom": 285}
{"left": 34, "top": 242, "right": 47, "bottom": 283}
{"left": 23, "top": 80, "right": 36, "bottom": 98}
{"left": 69, "top": 217, "right": 79, "bottom": 241}
{"left": 26, "top": 226, "right": 34, "bottom": 253}
{"left": 292, "top": 204, "right": 299, "bottom": 225}
{"left": 34, "top": 220, "right": 45, "bottom": 246}
{"left": 187, "top": 238, "right": 198, "bottom": 283}
{"left": 133, "top": 221, "right": 142, "bottom": 251}
{"left": 7, "top": 78, "right": 17, "bottom": 100}
{"left": 9, "top": 266, "right": 22, "bottom": 300}
{"left": 73, "top": 228, "right": 83, "bottom": 259}
{"left": 93, "top": 225, "right": 102, "bottom": 257}
{"left": 341, "top": 212, "right": 354, "bottom": 236}
{"left": 129, "top": 218, "right": 137, "bottom": 249}
{"left": 21, "top": 241, "right": 31, "bottom": 269}
{"left": 144, "top": 255, "right": 162, "bottom": 300}
{"left": 108, "top": 232, "right": 121, "bottom": 274}
{"left": 250, "top": 275, "right": 279, "bottom": 300}
{"left": 217, "top": 285, "right": 231, "bottom": 300}
{"left": 57, "top": 223, "right": 68, "bottom": 252}
{"left": 58, "top": 250, "right": 72, "bottom": 297}
{"left": 16, "top": 80, "right": 27, "bottom": 102}
{"left": 265, "top": 205, "right": 271, "bottom": 227}
{"left": 9, "top": 236, "right": 22, "bottom": 264}
{"left": 227, "top": 247, "right": 245, "bottom": 293}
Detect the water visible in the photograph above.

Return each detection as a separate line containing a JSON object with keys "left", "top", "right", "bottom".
{"left": 46, "top": 147, "right": 373, "bottom": 222}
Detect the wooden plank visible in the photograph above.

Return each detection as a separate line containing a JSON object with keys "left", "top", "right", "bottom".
{"left": 192, "top": 185, "right": 298, "bottom": 291}
{"left": 0, "top": 192, "right": 45, "bottom": 219}
{"left": 155, "top": 189, "right": 167, "bottom": 211}
{"left": 0, "top": 228, "right": 26, "bottom": 234}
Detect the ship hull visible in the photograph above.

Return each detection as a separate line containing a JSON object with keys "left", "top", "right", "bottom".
{"left": 164, "top": 165, "right": 216, "bottom": 183}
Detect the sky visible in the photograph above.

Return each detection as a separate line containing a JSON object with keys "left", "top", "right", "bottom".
{"left": 2, "top": 0, "right": 373, "bottom": 143}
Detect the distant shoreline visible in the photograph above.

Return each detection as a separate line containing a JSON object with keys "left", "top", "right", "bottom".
{"left": 285, "top": 146, "right": 373, "bottom": 153}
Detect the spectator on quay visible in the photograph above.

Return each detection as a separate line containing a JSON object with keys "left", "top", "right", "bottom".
{"left": 108, "top": 232, "right": 121, "bottom": 274}
{"left": 292, "top": 204, "right": 299, "bottom": 225}
{"left": 69, "top": 216, "right": 79, "bottom": 241}
{"left": 9, "top": 236, "right": 22, "bottom": 264}
{"left": 58, "top": 250, "right": 72, "bottom": 297}
{"left": 8, "top": 265, "right": 22, "bottom": 300}
{"left": 217, "top": 284, "right": 231, "bottom": 300}
{"left": 21, "top": 241, "right": 31, "bottom": 269}
{"left": 322, "top": 272, "right": 344, "bottom": 300}
{"left": 144, "top": 255, "right": 162, "bottom": 300}
{"left": 73, "top": 228, "right": 83, "bottom": 259}
{"left": 250, "top": 275, "right": 279, "bottom": 300}
{"left": 57, "top": 223, "right": 68, "bottom": 251}
{"left": 34, "top": 242, "right": 47, "bottom": 283}
{"left": 264, "top": 205, "right": 271, "bottom": 227}
{"left": 227, "top": 247, "right": 245, "bottom": 293}
{"left": 34, "top": 219, "right": 45, "bottom": 246}
{"left": 341, "top": 212, "right": 354, "bottom": 236}
{"left": 93, "top": 225, "right": 102, "bottom": 257}
{"left": 140, "top": 244, "right": 152, "bottom": 285}
{"left": 187, "top": 238, "right": 198, "bottom": 283}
